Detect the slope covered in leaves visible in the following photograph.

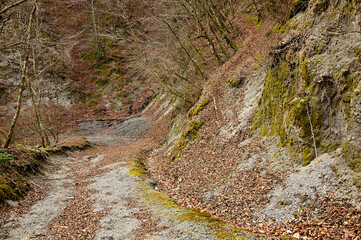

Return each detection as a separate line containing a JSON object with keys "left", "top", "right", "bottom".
{"left": 144, "top": 0, "right": 361, "bottom": 239}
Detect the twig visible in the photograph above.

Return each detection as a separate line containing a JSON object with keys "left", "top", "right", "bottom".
{"left": 213, "top": 95, "right": 221, "bottom": 128}
{"left": 0, "top": 41, "right": 24, "bottom": 50}
{"left": 0, "top": 14, "right": 11, "bottom": 34}
{"left": 306, "top": 102, "right": 318, "bottom": 159}
{"left": 213, "top": 96, "right": 218, "bottom": 113}
{"left": 0, "top": 0, "right": 29, "bottom": 15}
{"left": 28, "top": 180, "right": 43, "bottom": 189}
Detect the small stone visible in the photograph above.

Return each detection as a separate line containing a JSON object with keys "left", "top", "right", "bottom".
{"left": 6, "top": 200, "right": 19, "bottom": 207}
{"left": 20, "top": 235, "right": 31, "bottom": 240}
{"left": 102, "top": 237, "right": 114, "bottom": 240}
{"left": 293, "top": 232, "right": 301, "bottom": 239}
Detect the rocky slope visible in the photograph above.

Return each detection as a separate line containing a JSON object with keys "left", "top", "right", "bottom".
{"left": 145, "top": 0, "right": 361, "bottom": 238}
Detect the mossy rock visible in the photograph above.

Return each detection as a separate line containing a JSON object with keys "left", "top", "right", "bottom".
{"left": 188, "top": 98, "right": 210, "bottom": 119}
{"left": 0, "top": 171, "right": 30, "bottom": 203}
{"left": 253, "top": 54, "right": 331, "bottom": 165}
{"left": 0, "top": 176, "right": 17, "bottom": 201}
{"left": 169, "top": 120, "right": 204, "bottom": 162}
{"left": 342, "top": 141, "right": 361, "bottom": 172}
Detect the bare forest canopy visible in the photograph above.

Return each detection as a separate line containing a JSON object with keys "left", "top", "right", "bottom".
{"left": 0, "top": 0, "right": 292, "bottom": 148}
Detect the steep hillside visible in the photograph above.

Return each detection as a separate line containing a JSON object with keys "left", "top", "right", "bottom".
{"left": 145, "top": 0, "right": 361, "bottom": 238}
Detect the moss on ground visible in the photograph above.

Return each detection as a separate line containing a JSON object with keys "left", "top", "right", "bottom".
{"left": 139, "top": 183, "right": 264, "bottom": 239}
{"left": 0, "top": 148, "right": 42, "bottom": 203}
{"left": 128, "top": 150, "right": 148, "bottom": 176}
{"left": 188, "top": 98, "right": 210, "bottom": 119}
{"left": 0, "top": 175, "right": 18, "bottom": 201}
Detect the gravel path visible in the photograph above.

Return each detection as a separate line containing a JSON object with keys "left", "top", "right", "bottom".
{"left": 1, "top": 118, "right": 262, "bottom": 240}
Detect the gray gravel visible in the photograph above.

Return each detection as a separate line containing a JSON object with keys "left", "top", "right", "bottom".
{"left": 86, "top": 155, "right": 259, "bottom": 240}
{"left": 3, "top": 156, "right": 76, "bottom": 240}
{"left": 85, "top": 135, "right": 134, "bottom": 146}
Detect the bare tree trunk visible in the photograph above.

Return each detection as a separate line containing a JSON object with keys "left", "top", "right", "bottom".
{"left": 90, "top": 0, "right": 98, "bottom": 45}
{"left": 3, "top": 2, "right": 36, "bottom": 149}
{"left": 30, "top": 45, "right": 50, "bottom": 147}
{"left": 27, "top": 77, "right": 50, "bottom": 147}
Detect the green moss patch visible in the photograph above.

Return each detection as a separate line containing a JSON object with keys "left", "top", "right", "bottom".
{"left": 128, "top": 150, "right": 148, "bottom": 176}
{"left": 227, "top": 75, "right": 245, "bottom": 88}
{"left": 169, "top": 120, "right": 204, "bottom": 161}
{"left": 253, "top": 46, "right": 360, "bottom": 165}
{"left": 0, "top": 148, "right": 46, "bottom": 203}
{"left": 342, "top": 141, "right": 361, "bottom": 173}
{"left": 139, "top": 183, "right": 261, "bottom": 239}
{"left": 188, "top": 98, "right": 210, "bottom": 119}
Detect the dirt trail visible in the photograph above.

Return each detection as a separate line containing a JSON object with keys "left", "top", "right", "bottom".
{"left": 1, "top": 118, "right": 261, "bottom": 240}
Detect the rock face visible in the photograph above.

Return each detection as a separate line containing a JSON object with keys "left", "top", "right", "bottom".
{"left": 112, "top": 117, "right": 152, "bottom": 139}
{"left": 0, "top": 51, "right": 21, "bottom": 111}
{"left": 253, "top": 0, "right": 361, "bottom": 190}
{"left": 0, "top": 49, "right": 71, "bottom": 111}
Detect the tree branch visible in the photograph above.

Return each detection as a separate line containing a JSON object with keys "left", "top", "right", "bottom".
{"left": 0, "top": 0, "right": 29, "bottom": 15}
{"left": 152, "top": 11, "right": 206, "bottom": 80}
{"left": 0, "top": 14, "right": 11, "bottom": 35}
